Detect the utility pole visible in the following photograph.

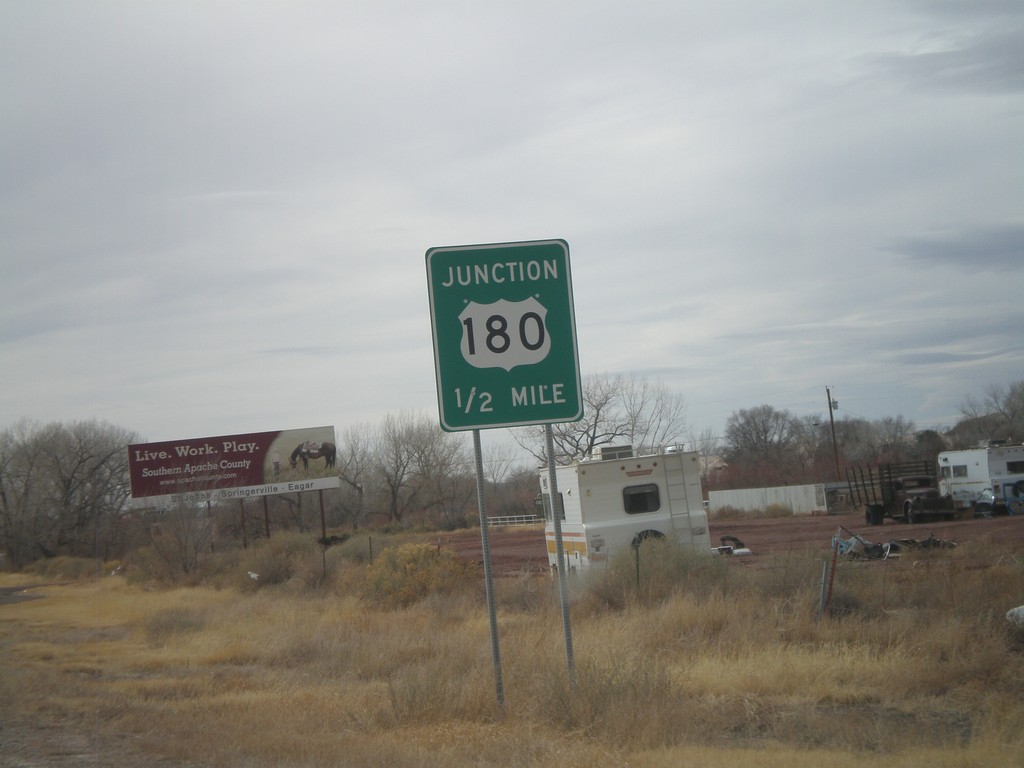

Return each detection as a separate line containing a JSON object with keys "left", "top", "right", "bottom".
{"left": 826, "top": 387, "right": 841, "bottom": 482}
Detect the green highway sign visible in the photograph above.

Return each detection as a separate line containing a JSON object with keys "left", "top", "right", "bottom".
{"left": 426, "top": 239, "right": 583, "bottom": 431}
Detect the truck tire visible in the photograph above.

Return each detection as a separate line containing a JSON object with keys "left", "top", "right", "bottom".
{"left": 866, "top": 506, "right": 884, "bottom": 526}
{"left": 974, "top": 502, "right": 993, "bottom": 518}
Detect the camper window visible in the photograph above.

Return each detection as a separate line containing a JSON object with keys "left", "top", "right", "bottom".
{"left": 540, "top": 492, "right": 566, "bottom": 522}
{"left": 1007, "top": 461, "right": 1024, "bottom": 474}
{"left": 952, "top": 465, "right": 968, "bottom": 478}
{"left": 623, "top": 484, "right": 660, "bottom": 514}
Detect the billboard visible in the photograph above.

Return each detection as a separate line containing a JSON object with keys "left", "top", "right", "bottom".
{"left": 128, "top": 426, "right": 339, "bottom": 508}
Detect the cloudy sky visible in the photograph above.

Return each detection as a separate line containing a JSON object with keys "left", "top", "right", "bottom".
{"left": 2, "top": 1, "right": 1022, "bottom": 454}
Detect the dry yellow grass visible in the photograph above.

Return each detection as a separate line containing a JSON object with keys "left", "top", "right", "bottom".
{"left": 1, "top": 537, "right": 1023, "bottom": 767}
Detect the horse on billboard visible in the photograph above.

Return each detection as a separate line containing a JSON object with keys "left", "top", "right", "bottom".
{"left": 289, "top": 441, "right": 337, "bottom": 470}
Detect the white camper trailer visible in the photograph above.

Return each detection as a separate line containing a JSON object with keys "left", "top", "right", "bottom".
{"left": 937, "top": 442, "right": 1024, "bottom": 515}
{"left": 539, "top": 446, "right": 711, "bottom": 570}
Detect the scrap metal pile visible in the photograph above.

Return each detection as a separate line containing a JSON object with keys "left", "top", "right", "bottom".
{"left": 712, "top": 535, "right": 753, "bottom": 556}
{"left": 833, "top": 528, "right": 957, "bottom": 560}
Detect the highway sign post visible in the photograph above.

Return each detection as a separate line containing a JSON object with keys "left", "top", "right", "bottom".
{"left": 425, "top": 238, "right": 583, "bottom": 707}
{"left": 425, "top": 239, "right": 583, "bottom": 432}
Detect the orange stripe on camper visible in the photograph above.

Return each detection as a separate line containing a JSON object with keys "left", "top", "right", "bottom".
{"left": 546, "top": 531, "right": 586, "bottom": 556}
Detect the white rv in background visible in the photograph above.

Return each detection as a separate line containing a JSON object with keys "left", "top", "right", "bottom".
{"left": 539, "top": 446, "right": 711, "bottom": 570}
{"left": 938, "top": 442, "right": 1024, "bottom": 515}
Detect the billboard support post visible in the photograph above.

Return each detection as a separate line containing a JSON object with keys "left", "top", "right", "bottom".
{"left": 239, "top": 499, "right": 248, "bottom": 549}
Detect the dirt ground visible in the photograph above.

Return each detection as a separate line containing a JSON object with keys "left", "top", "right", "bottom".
{"left": 448, "top": 510, "right": 1024, "bottom": 575}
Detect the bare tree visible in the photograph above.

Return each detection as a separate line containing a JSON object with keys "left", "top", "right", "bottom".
{"left": 874, "top": 415, "right": 918, "bottom": 461}
{"left": 0, "top": 419, "right": 135, "bottom": 568}
{"left": 714, "top": 407, "right": 948, "bottom": 490}
{"left": 411, "top": 425, "right": 474, "bottom": 529}
{"left": 149, "top": 501, "right": 215, "bottom": 578}
{"left": 957, "top": 381, "right": 1024, "bottom": 445}
{"left": 512, "top": 373, "right": 689, "bottom": 464}
{"left": 371, "top": 412, "right": 424, "bottom": 524}
{"left": 618, "top": 375, "right": 689, "bottom": 454}
{"left": 274, "top": 492, "right": 312, "bottom": 533}
{"left": 336, "top": 423, "right": 374, "bottom": 530}
{"left": 721, "top": 405, "right": 804, "bottom": 485}
{"left": 724, "top": 405, "right": 797, "bottom": 462}
{"left": 1000, "top": 381, "right": 1024, "bottom": 439}
{"left": 832, "top": 417, "right": 879, "bottom": 464}
{"left": 482, "top": 439, "right": 521, "bottom": 487}
{"left": 792, "top": 414, "right": 829, "bottom": 480}
{"left": 690, "top": 426, "right": 722, "bottom": 487}
{"left": 489, "top": 465, "right": 542, "bottom": 518}
{"left": 0, "top": 420, "right": 49, "bottom": 568}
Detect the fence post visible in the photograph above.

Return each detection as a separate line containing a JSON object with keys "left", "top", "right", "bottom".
{"left": 818, "top": 527, "right": 841, "bottom": 618}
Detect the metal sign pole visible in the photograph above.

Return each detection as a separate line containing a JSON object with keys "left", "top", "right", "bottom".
{"left": 545, "top": 424, "right": 576, "bottom": 682}
{"left": 472, "top": 429, "right": 505, "bottom": 712}
{"left": 425, "top": 239, "right": 583, "bottom": 702}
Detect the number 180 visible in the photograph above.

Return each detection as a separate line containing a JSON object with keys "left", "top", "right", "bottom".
{"left": 462, "top": 312, "right": 545, "bottom": 356}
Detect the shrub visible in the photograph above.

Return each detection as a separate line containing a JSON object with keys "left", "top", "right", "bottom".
{"left": 362, "top": 543, "right": 479, "bottom": 608}
{"left": 535, "top": 652, "right": 681, "bottom": 746}
{"left": 27, "top": 556, "right": 101, "bottom": 581}
{"left": 237, "top": 532, "right": 321, "bottom": 591}
{"left": 582, "top": 538, "right": 729, "bottom": 609}
{"left": 124, "top": 546, "right": 175, "bottom": 585}
{"left": 495, "top": 570, "right": 558, "bottom": 613}
{"left": 712, "top": 504, "right": 793, "bottom": 520}
{"left": 331, "top": 533, "right": 379, "bottom": 565}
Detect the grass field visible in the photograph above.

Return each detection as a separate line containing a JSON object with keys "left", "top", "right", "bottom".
{"left": 1, "top": 531, "right": 1022, "bottom": 767}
